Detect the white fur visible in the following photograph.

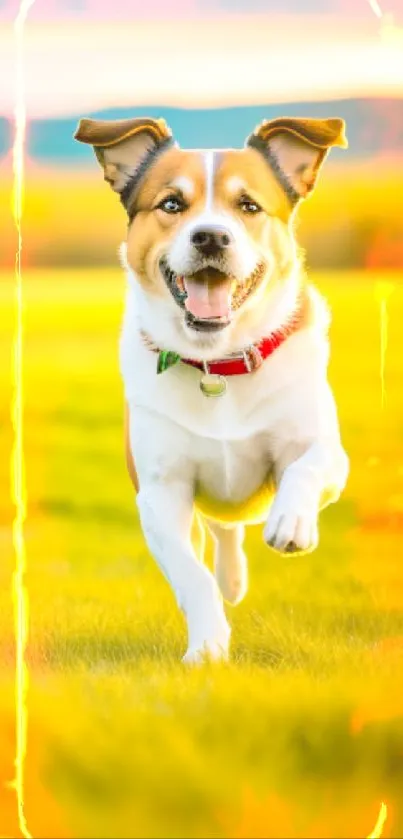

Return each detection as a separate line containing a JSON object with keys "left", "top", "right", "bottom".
{"left": 119, "top": 220, "right": 349, "bottom": 664}
{"left": 203, "top": 150, "right": 215, "bottom": 212}
{"left": 171, "top": 176, "right": 195, "bottom": 200}
{"left": 226, "top": 175, "right": 247, "bottom": 195}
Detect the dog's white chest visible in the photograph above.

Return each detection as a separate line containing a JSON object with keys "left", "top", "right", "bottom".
{"left": 195, "top": 433, "right": 272, "bottom": 498}
{"left": 193, "top": 434, "right": 275, "bottom": 524}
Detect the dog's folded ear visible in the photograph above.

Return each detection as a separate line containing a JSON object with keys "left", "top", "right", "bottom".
{"left": 246, "top": 117, "right": 347, "bottom": 204}
{"left": 73, "top": 117, "right": 174, "bottom": 197}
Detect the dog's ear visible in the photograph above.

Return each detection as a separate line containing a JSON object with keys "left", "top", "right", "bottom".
{"left": 246, "top": 117, "right": 347, "bottom": 204}
{"left": 73, "top": 116, "right": 174, "bottom": 195}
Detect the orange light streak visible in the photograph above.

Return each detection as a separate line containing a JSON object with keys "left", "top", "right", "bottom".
{"left": 367, "top": 802, "right": 388, "bottom": 838}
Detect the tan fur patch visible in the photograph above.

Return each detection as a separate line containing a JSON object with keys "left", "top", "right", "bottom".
{"left": 215, "top": 148, "right": 293, "bottom": 222}
{"left": 126, "top": 148, "right": 207, "bottom": 292}
{"left": 124, "top": 402, "right": 139, "bottom": 492}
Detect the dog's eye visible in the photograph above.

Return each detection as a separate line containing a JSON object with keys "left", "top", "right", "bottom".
{"left": 157, "top": 196, "right": 185, "bottom": 214}
{"left": 239, "top": 198, "right": 262, "bottom": 214}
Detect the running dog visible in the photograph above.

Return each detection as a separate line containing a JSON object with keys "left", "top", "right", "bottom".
{"left": 74, "top": 114, "right": 349, "bottom": 663}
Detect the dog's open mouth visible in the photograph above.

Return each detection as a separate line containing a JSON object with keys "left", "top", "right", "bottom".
{"left": 160, "top": 259, "right": 265, "bottom": 332}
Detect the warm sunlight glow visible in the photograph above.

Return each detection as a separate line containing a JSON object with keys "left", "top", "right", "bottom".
{"left": 1, "top": 15, "right": 403, "bottom": 118}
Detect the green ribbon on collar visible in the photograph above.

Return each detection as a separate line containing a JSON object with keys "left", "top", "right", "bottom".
{"left": 157, "top": 350, "right": 181, "bottom": 375}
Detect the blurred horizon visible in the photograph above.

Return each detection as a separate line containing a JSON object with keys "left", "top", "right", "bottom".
{"left": 2, "top": 94, "right": 403, "bottom": 159}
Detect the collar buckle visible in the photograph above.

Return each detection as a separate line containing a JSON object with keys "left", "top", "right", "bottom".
{"left": 243, "top": 344, "right": 264, "bottom": 373}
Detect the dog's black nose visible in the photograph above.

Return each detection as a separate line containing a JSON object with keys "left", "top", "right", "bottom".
{"left": 191, "top": 226, "right": 234, "bottom": 257}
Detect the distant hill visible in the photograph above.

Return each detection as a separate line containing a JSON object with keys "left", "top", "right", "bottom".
{"left": 1, "top": 98, "right": 402, "bottom": 163}
{"left": 0, "top": 97, "right": 400, "bottom": 163}
{"left": 0, "top": 117, "right": 11, "bottom": 157}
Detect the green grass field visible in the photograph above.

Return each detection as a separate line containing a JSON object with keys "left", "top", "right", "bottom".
{"left": 1, "top": 269, "right": 403, "bottom": 838}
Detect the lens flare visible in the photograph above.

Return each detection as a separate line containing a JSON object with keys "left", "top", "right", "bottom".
{"left": 368, "top": 0, "right": 383, "bottom": 18}
{"left": 11, "top": 1, "right": 35, "bottom": 837}
{"left": 368, "top": 0, "right": 403, "bottom": 47}
{"left": 374, "top": 282, "right": 395, "bottom": 409}
{"left": 367, "top": 802, "right": 388, "bottom": 838}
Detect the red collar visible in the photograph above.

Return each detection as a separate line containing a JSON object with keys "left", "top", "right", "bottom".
{"left": 142, "top": 296, "right": 306, "bottom": 377}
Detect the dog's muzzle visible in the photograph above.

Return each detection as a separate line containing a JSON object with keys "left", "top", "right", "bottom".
{"left": 159, "top": 258, "right": 266, "bottom": 333}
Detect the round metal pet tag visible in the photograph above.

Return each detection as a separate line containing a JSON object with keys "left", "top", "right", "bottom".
{"left": 199, "top": 373, "right": 227, "bottom": 397}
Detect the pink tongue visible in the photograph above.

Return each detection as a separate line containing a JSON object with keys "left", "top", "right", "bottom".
{"left": 184, "top": 277, "right": 232, "bottom": 319}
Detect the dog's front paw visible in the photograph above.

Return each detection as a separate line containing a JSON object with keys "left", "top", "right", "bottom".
{"left": 183, "top": 609, "right": 231, "bottom": 666}
{"left": 264, "top": 499, "right": 319, "bottom": 556}
{"left": 182, "top": 639, "right": 229, "bottom": 666}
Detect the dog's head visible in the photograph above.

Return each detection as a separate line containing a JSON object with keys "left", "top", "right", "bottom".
{"left": 74, "top": 115, "right": 347, "bottom": 345}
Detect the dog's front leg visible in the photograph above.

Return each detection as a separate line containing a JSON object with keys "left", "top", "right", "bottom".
{"left": 128, "top": 406, "right": 230, "bottom": 662}
{"left": 137, "top": 482, "right": 230, "bottom": 662}
{"left": 264, "top": 439, "right": 349, "bottom": 555}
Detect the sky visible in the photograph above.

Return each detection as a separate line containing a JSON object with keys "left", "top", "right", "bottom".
{"left": 1, "top": 0, "right": 402, "bottom": 20}
{"left": 0, "top": 0, "right": 402, "bottom": 118}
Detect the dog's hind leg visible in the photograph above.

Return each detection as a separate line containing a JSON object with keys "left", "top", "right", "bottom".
{"left": 191, "top": 512, "right": 206, "bottom": 564}
{"left": 207, "top": 521, "right": 248, "bottom": 605}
